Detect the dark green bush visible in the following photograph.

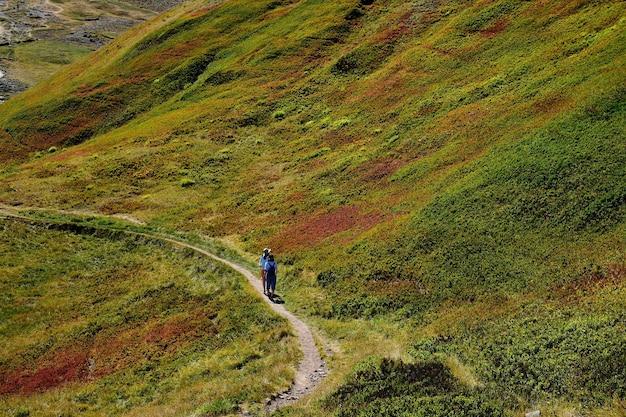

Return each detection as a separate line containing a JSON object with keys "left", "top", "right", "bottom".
{"left": 469, "top": 314, "right": 626, "bottom": 403}
{"left": 331, "top": 294, "right": 395, "bottom": 319}
{"left": 157, "top": 53, "right": 216, "bottom": 93}
{"left": 323, "top": 356, "right": 504, "bottom": 417}
{"left": 330, "top": 43, "right": 392, "bottom": 76}
{"left": 204, "top": 70, "right": 245, "bottom": 86}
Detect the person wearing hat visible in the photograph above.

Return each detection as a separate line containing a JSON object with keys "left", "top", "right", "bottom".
{"left": 264, "top": 253, "right": 278, "bottom": 300}
{"left": 259, "top": 248, "right": 271, "bottom": 295}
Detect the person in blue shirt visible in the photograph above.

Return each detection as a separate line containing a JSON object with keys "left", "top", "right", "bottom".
{"left": 259, "top": 248, "right": 271, "bottom": 295}
{"left": 264, "top": 254, "right": 278, "bottom": 300}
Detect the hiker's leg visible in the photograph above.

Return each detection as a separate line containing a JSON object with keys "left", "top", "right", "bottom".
{"left": 268, "top": 276, "right": 276, "bottom": 295}
{"left": 267, "top": 276, "right": 275, "bottom": 300}
{"left": 261, "top": 270, "right": 267, "bottom": 294}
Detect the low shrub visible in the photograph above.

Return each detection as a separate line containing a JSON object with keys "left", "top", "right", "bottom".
{"left": 323, "top": 356, "right": 504, "bottom": 417}
{"left": 272, "top": 110, "right": 286, "bottom": 120}
{"left": 199, "top": 398, "right": 239, "bottom": 416}
{"left": 180, "top": 177, "right": 196, "bottom": 187}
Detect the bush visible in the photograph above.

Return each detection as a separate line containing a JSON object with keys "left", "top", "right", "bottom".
{"left": 462, "top": 313, "right": 626, "bottom": 403}
{"left": 199, "top": 398, "right": 238, "bottom": 416}
{"left": 332, "top": 118, "right": 351, "bottom": 129}
{"left": 323, "top": 356, "right": 504, "bottom": 417}
{"left": 180, "top": 177, "right": 196, "bottom": 187}
{"left": 331, "top": 43, "right": 392, "bottom": 76}
{"left": 331, "top": 295, "right": 396, "bottom": 319}
{"left": 272, "top": 110, "right": 286, "bottom": 120}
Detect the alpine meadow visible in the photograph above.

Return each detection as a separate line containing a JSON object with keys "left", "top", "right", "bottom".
{"left": 0, "top": 0, "right": 625, "bottom": 416}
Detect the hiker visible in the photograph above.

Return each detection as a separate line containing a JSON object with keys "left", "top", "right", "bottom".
{"left": 259, "top": 248, "right": 271, "bottom": 295}
{"left": 264, "top": 253, "right": 278, "bottom": 300}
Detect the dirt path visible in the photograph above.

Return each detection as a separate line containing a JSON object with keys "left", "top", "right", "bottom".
{"left": 157, "top": 236, "right": 328, "bottom": 412}
{"left": 0, "top": 205, "right": 327, "bottom": 413}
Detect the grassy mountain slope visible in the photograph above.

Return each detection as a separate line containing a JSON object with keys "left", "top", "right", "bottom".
{"left": 1, "top": 0, "right": 625, "bottom": 415}
{"left": 0, "top": 218, "right": 297, "bottom": 416}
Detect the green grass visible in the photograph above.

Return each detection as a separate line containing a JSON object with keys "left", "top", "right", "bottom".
{"left": 0, "top": 218, "right": 297, "bottom": 416}
{"left": 0, "top": 41, "right": 93, "bottom": 86}
{"left": 0, "top": 0, "right": 625, "bottom": 415}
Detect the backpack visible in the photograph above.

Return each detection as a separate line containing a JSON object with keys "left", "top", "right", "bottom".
{"left": 266, "top": 261, "right": 277, "bottom": 278}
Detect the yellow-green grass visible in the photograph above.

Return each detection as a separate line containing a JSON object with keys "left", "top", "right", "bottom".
{"left": 0, "top": 41, "right": 93, "bottom": 87}
{"left": 0, "top": 218, "right": 298, "bottom": 416}
{"left": 0, "top": 0, "right": 625, "bottom": 415}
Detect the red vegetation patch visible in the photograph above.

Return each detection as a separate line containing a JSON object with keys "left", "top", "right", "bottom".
{"left": 375, "top": 20, "right": 412, "bottom": 43}
{"left": 145, "top": 38, "right": 207, "bottom": 69}
{"left": 374, "top": 7, "right": 439, "bottom": 44}
{"left": 272, "top": 206, "right": 384, "bottom": 251}
{"left": 264, "top": 2, "right": 297, "bottom": 20}
{"left": 479, "top": 18, "right": 509, "bottom": 37}
{"left": 574, "top": 264, "right": 626, "bottom": 292}
{"left": 0, "top": 308, "right": 217, "bottom": 396}
{"left": 20, "top": 148, "right": 90, "bottom": 177}
{"left": 88, "top": 312, "right": 217, "bottom": 378}
{"left": 355, "top": 157, "right": 406, "bottom": 183}
{"left": 421, "top": 43, "right": 456, "bottom": 57}
{"left": 419, "top": 10, "right": 441, "bottom": 27}
{"left": 46, "top": 148, "right": 90, "bottom": 163}
{"left": 552, "top": 263, "right": 626, "bottom": 301}
{"left": 0, "top": 347, "right": 90, "bottom": 396}
{"left": 284, "top": 190, "right": 311, "bottom": 209}
{"left": 105, "top": 75, "right": 149, "bottom": 90}
{"left": 16, "top": 96, "right": 123, "bottom": 152}
{"left": 531, "top": 92, "right": 572, "bottom": 116}
{"left": 0, "top": 134, "right": 29, "bottom": 163}
{"left": 99, "top": 199, "right": 145, "bottom": 215}
{"left": 350, "top": 73, "right": 419, "bottom": 106}
{"left": 75, "top": 84, "right": 106, "bottom": 99}
{"left": 158, "top": 39, "right": 202, "bottom": 61}
{"left": 524, "top": 0, "right": 592, "bottom": 22}
{"left": 144, "top": 312, "right": 215, "bottom": 351}
{"left": 321, "top": 129, "right": 362, "bottom": 147}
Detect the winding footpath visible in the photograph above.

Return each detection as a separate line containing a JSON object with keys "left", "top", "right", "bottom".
{"left": 157, "top": 236, "right": 327, "bottom": 412}
{"left": 0, "top": 205, "right": 326, "bottom": 413}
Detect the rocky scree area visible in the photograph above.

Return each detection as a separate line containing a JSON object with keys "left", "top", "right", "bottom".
{"left": 0, "top": 0, "right": 186, "bottom": 102}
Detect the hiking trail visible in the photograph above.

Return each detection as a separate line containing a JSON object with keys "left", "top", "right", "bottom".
{"left": 157, "top": 235, "right": 328, "bottom": 413}
{"left": 0, "top": 205, "right": 327, "bottom": 413}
